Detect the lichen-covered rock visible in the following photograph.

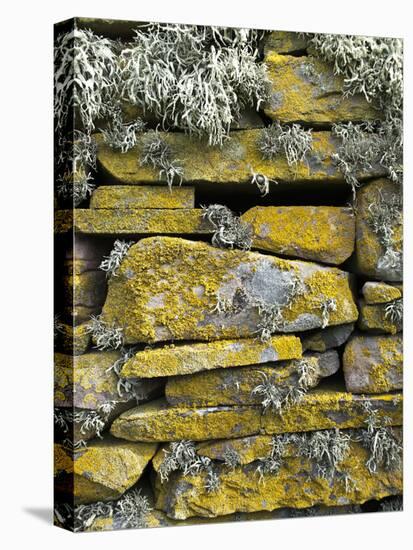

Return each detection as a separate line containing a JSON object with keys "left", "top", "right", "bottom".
{"left": 54, "top": 438, "right": 158, "bottom": 504}
{"left": 358, "top": 299, "right": 402, "bottom": 335}
{"left": 355, "top": 179, "right": 402, "bottom": 281}
{"left": 362, "top": 281, "right": 402, "bottom": 304}
{"left": 55, "top": 322, "right": 91, "bottom": 355}
{"left": 301, "top": 323, "right": 354, "bottom": 352}
{"left": 110, "top": 387, "right": 402, "bottom": 442}
{"left": 100, "top": 237, "right": 358, "bottom": 344}
{"left": 165, "top": 351, "right": 339, "bottom": 406}
{"left": 263, "top": 31, "right": 308, "bottom": 55}
{"left": 120, "top": 335, "right": 302, "bottom": 379}
{"left": 55, "top": 209, "right": 212, "bottom": 235}
{"left": 63, "top": 270, "right": 107, "bottom": 323}
{"left": 95, "top": 130, "right": 383, "bottom": 187}
{"left": 154, "top": 438, "right": 401, "bottom": 519}
{"left": 241, "top": 206, "right": 355, "bottom": 264}
{"left": 263, "top": 53, "right": 379, "bottom": 123}
{"left": 90, "top": 186, "right": 195, "bottom": 209}
{"left": 343, "top": 334, "right": 403, "bottom": 393}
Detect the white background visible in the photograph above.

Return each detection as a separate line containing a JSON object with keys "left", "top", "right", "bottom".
{"left": 0, "top": 0, "right": 411, "bottom": 548}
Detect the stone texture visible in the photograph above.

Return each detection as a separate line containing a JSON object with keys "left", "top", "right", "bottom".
{"left": 55, "top": 322, "right": 91, "bottom": 355}
{"left": 154, "top": 437, "right": 402, "bottom": 519}
{"left": 263, "top": 53, "right": 379, "bottom": 123}
{"left": 355, "top": 179, "right": 402, "bottom": 281}
{"left": 301, "top": 323, "right": 354, "bottom": 352}
{"left": 343, "top": 334, "right": 403, "bottom": 393}
{"left": 54, "top": 438, "right": 158, "bottom": 504}
{"left": 230, "top": 108, "right": 265, "bottom": 130}
{"left": 241, "top": 206, "right": 355, "bottom": 264}
{"left": 90, "top": 186, "right": 195, "bottom": 209}
{"left": 110, "top": 386, "right": 402, "bottom": 442}
{"left": 120, "top": 335, "right": 302, "bottom": 379}
{"left": 358, "top": 299, "right": 402, "bottom": 335}
{"left": 95, "top": 130, "right": 384, "bottom": 187}
{"left": 362, "top": 281, "right": 402, "bottom": 304}
{"left": 100, "top": 237, "right": 359, "bottom": 344}
{"left": 165, "top": 351, "right": 340, "bottom": 407}
{"left": 263, "top": 31, "right": 308, "bottom": 55}
{"left": 55, "top": 208, "right": 212, "bottom": 235}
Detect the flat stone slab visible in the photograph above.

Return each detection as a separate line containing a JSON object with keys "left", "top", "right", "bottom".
{"left": 241, "top": 206, "right": 355, "bottom": 264}
{"left": 355, "top": 179, "right": 402, "bottom": 281}
{"left": 358, "top": 299, "right": 402, "bottom": 335}
{"left": 110, "top": 386, "right": 402, "bottom": 442}
{"left": 154, "top": 437, "right": 401, "bottom": 519}
{"left": 100, "top": 237, "right": 359, "bottom": 344}
{"left": 165, "top": 351, "right": 339, "bottom": 407}
{"left": 120, "top": 335, "right": 302, "bottom": 379}
{"left": 301, "top": 323, "right": 354, "bottom": 352}
{"left": 95, "top": 130, "right": 384, "bottom": 187}
{"left": 90, "top": 185, "right": 195, "bottom": 209}
{"left": 55, "top": 208, "right": 212, "bottom": 235}
{"left": 343, "top": 334, "right": 403, "bottom": 393}
{"left": 54, "top": 438, "right": 158, "bottom": 504}
{"left": 263, "top": 53, "right": 379, "bottom": 123}
{"left": 362, "top": 281, "right": 402, "bottom": 304}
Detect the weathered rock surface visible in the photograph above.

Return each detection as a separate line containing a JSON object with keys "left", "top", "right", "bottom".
{"left": 263, "top": 31, "right": 308, "bottom": 55}
{"left": 63, "top": 270, "right": 107, "bottom": 323}
{"left": 165, "top": 351, "right": 339, "bottom": 406}
{"left": 55, "top": 322, "right": 91, "bottom": 355}
{"left": 54, "top": 438, "right": 158, "bottom": 504}
{"left": 154, "top": 438, "right": 402, "bottom": 519}
{"left": 90, "top": 186, "right": 195, "bottom": 209}
{"left": 110, "top": 386, "right": 402, "bottom": 442}
{"left": 264, "top": 53, "right": 379, "bottom": 123}
{"left": 95, "top": 130, "right": 384, "bottom": 187}
{"left": 241, "top": 206, "right": 355, "bottom": 264}
{"left": 343, "top": 334, "right": 403, "bottom": 393}
{"left": 55, "top": 209, "right": 212, "bottom": 235}
{"left": 355, "top": 179, "right": 402, "bottom": 281}
{"left": 100, "top": 237, "right": 359, "bottom": 344}
{"left": 358, "top": 299, "right": 402, "bottom": 335}
{"left": 301, "top": 323, "right": 354, "bottom": 352}
{"left": 362, "top": 281, "right": 402, "bottom": 304}
{"left": 120, "top": 335, "right": 302, "bottom": 379}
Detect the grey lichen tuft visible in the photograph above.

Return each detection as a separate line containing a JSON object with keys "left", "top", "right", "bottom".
{"left": 249, "top": 166, "right": 277, "bottom": 196}
{"left": 121, "top": 23, "right": 269, "bottom": 146}
{"left": 114, "top": 489, "right": 152, "bottom": 529}
{"left": 73, "top": 502, "right": 113, "bottom": 532}
{"left": 384, "top": 299, "right": 403, "bottom": 324}
{"left": 223, "top": 447, "right": 241, "bottom": 470}
{"left": 56, "top": 168, "right": 95, "bottom": 206}
{"left": 251, "top": 371, "right": 306, "bottom": 415}
{"left": 100, "top": 239, "right": 134, "bottom": 277}
{"left": 258, "top": 121, "right": 313, "bottom": 165}
{"left": 86, "top": 315, "right": 124, "bottom": 351}
{"left": 107, "top": 347, "right": 149, "bottom": 403}
{"left": 202, "top": 204, "right": 253, "bottom": 250}
{"left": 256, "top": 433, "right": 296, "bottom": 481}
{"left": 101, "top": 107, "right": 146, "bottom": 152}
{"left": 159, "top": 440, "right": 211, "bottom": 483}
{"left": 204, "top": 470, "right": 220, "bottom": 493}
{"left": 356, "top": 403, "right": 402, "bottom": 474}
{"left": 319, "top": 297, "right": 337, "bottom": 329}
{"left": 140, "top": 130, "right": 184, "bottom": 189}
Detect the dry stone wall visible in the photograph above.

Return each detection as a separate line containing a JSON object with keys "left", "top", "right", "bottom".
{"left": 54, "top": 20, "right": 403, "bottom": 532}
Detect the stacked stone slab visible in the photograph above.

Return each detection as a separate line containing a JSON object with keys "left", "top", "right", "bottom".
{"left": 54, "top": 27, "right": 403, "bottom": 531}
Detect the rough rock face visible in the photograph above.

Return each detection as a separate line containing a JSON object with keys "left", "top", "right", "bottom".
{"left": 54, "top": 439, "right": 158, "bottom": 504}
{"left": 263, "top": 53, "right": 379, "bottom": 123}
{"left": 358, "top": 299, "right": 402, "bottom": 335}
{"left": 154, "top": 438, "right": 402, "bottom": 519}
{"left": 263, "top": 31, "right": 308, "bottom": 55}
{"left": 110, "top": 387, "right": 402, "bottom": 442}
{"left": 355, "top": 179, "right": 402, "bottom": 281}
{"left": 95, "top": 130, "right": 384, "bottom": 187}
{"left": 55, "top": 209, "right": 212, "bottom": 235}
{"left": 242, "top": 206, "right": 355, "bottom": 264}
{"left": 362, "top": 281, "right": 402, "bottom": 304}
{"left": 120, "top": 335, "right": 302, "bottom": 379}
{"left": 165, "top": 351, "right": 340, "bottom": 406}
{"left": 100, "top": 237, "right": 358, "bottom": 344}
{"left": 90, "top": 185, "right": 195, "bottom": 209}
{"left": 343, "top": 334, "right": 403, "bottom": 393}
{"left": 301, "top": 323, "right": 354, "bottom": 352}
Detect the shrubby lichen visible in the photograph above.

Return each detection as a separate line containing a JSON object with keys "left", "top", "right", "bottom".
{"left": 86, "top": 315, "right": 124, "bottom": 351}
{"left": 100, "top": 239, "right": 134, "bottom": 277}
{"left": 202, "top": 204, "right": 253, "bottom": 250}
{"left": 140, "top": 130, "right": 184, "bottom": 189}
